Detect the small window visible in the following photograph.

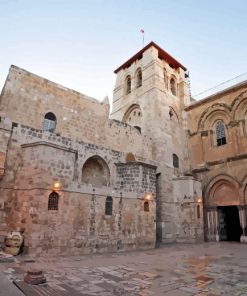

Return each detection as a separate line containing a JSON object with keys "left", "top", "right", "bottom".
{"left": 48, "top": 191, "right": 59, "bottom": 210}
{"left": 43, "top": 112, "right": 56, "bottom": 133}
{"left": 197, "top": 204, "right": 200, "bottom": 219}
{"left": 170, "top": 78, "right": 176, "bottom": 96}
{"left": 215, "top": 121, "right": 227, "bottom": 146}
{"left": 105, "top": 196, "right": 113, "bottom": 215}
{"left": 173, "top": 154, "right": 179, "bottom": 168}
{"left": 136, "top": 69, "right": 142, "bottom": 88}
{"left": 144, "top": 201, "right": 149, "bottom": 212}
{"left": 126, "top": 75, "right": 131, "bottom": 95}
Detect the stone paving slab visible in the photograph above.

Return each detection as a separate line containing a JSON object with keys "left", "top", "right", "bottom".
{"left": 1, "top": 242, "right": 247, "bottom": 295}
{"left": 0, "top": 271, "right": 24, "bottom": 296}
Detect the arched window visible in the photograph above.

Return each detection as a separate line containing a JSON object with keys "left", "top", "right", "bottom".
{"left": 126, "top": 75, "right": 131, "bottom": 94}
{"left": 144, "top": 201, "right": 149, "bottom": 212}
{"left": 215, "top": 121, "right": 227, "bottom": 146}
{"left": 170, "top": 78, "right": 176, "bottom": 96}
{"left": 43, "top": 112, "right": 56, "bottom": 133}
{"left": 136, "top": 69, "right": 142, "bottom": 88}
{"left": 48, "top": 191, "right": 59, "bottom": 210}
{"left": 173, "top": 154, "right": 179, "bottom": 168}
{"left": 105, "top": 196, "right": 113, "bottom": 215}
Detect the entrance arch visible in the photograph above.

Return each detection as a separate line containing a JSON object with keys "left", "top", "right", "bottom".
{"left": 205, "top": 175, "right": 242, "bottom": 242}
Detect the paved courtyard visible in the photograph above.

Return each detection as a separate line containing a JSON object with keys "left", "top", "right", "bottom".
{"left": 1, "top": 242, "right": 247, "bottom": 295}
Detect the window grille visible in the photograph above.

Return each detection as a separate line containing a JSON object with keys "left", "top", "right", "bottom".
{"left": 105, "top": 196, "right": 113, "bottom": 215}
{"left": 173, "top": 154, "right": 179, "bottom": 168}
{"left": 43, "top": 112, "right": 56, "bottom": 132}
{"left": 215, "top": 121, "right": 227, "bottom": 146}
{"left": 144, "top": 201, "right": 149, "bottom": 212}
{"left": 48, "top": 191, "right": 59, "bottom": 210}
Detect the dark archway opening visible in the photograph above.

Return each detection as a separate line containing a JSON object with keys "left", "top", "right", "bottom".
{"left": 218, "top": 206, "right": 242, "bottom": 242}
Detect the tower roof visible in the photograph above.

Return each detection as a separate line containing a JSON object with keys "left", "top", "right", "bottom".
{"left": 114, "top": 41, "right": 187, "bottom": 73}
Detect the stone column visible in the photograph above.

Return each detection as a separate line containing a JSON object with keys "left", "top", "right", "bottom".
{"left": 207, "top": 208, "right": 218, "bottom": 241}
{"left": 238, "top": 206, "right": 246, "bottom": 236}
{"left": 214, "top": 210, "right": 219, "bottom": 242}
{"left": 89, "top": 191, "right": 96, "bottom": 236}
{"left": 117, "top": 192, "right": 123, "bottom": 250}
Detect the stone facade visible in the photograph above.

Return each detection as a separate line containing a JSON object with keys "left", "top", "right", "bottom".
{"left": 0, "top": 64, "right": 157, "bottom": 255}
{"left": 186, "top": 81, "right": 247, "bottom": 241}
{"left": 111, "top": 42, "right": 203, "bottom": 244}
{"left": 3, "top": 40, "right": 245, "bottom": 255}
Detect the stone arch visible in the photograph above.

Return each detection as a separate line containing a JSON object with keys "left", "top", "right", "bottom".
{"left": 231, "top": 90, "right": 247, "bottom": 120}
{"left": 197, "top": 103, "right": 231, "bottom": 132}
{"left": 204, "top": 174, "right": 240, "bottom": 206}
{"left": 169, "top": 106, "right": 180, "bottom": 124}
{"left": 81, "top": 155, "right": 110, "bottom": 187}
{"left": 122, "top": 104, "right": 142, "bottom": 131}
{"left": 232, "top": 97, "right": 247, "bottom": 121}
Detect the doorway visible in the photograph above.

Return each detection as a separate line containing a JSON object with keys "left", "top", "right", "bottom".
{"left": 218, "top": 206, "right": 242, "bottom": 242}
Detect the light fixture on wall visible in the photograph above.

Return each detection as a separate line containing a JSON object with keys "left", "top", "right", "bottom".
{"left": 53, "top": 181, "right": 61, "bottom": 191}
{"left": 197, "top": 197, "right": 202, "bottom": 203}
{"left": 144, "top": 192, "right": 153, "bottom": 201}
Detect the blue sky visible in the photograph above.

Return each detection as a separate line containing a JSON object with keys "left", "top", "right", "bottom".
{"left": 1, "top": 0, "right": 247, "bottom": 102}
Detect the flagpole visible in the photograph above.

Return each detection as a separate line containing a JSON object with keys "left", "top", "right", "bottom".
{"left": 140, "top": 29, "right": 145, "bottom": 48}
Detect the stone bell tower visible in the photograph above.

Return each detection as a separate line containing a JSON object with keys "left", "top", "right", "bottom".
{"left": 111, "top": 42, "right": 204, "bottom": 244}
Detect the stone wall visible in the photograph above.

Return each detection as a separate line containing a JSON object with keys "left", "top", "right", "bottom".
{"left": 115, "top": 162, "right": 156, "bottom": 195}
{"left": 0, "top": 65, "right": 153, "bottom": 159}
{"left": 186, "top": 81, "right": 247, "bottom": 241}
{"left": 0, "top": 120, "right": 156, "bottom": 255}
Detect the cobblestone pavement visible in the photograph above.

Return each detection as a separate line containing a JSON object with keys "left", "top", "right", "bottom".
{"left": 1, "top": 242, "right": 247, "bottom": 295}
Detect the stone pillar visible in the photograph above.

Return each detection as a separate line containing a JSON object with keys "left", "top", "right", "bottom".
{"left": 117, "top": 192, "right": 123, "bottom": 250}
{"left": 214, "top": 210, "right": 219, "bottom": 242}
{"left": 89, "top": 191, "right": 96, "bottom": 236}
{"left": 207, "top": 208, "right": 218, "bottom": 241}
{"left": 238, "top": 206, "right": 246, "bottom": 236}
{"left": 207, "top": 210, "right": 212, "bottom": 241}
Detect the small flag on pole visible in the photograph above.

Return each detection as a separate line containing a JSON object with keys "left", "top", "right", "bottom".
{"left": 140, "top": 29, "right": 145, "bottom": 47}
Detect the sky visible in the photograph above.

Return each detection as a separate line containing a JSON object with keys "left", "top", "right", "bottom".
{"left": 1, "top": 0, "right": 247, "bottom": 104}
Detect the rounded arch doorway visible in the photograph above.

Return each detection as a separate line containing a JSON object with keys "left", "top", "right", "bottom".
{"left": 205, "top": 175, "right": 243, "bottom": 242}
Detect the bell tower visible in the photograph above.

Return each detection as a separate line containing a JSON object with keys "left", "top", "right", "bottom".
{"left": 111, "top": 42, "right": 203, "bottom": 244}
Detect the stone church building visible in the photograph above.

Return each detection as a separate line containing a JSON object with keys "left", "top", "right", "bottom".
{"left": 0, "top": 42, "right": 246, "bottom": 255}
